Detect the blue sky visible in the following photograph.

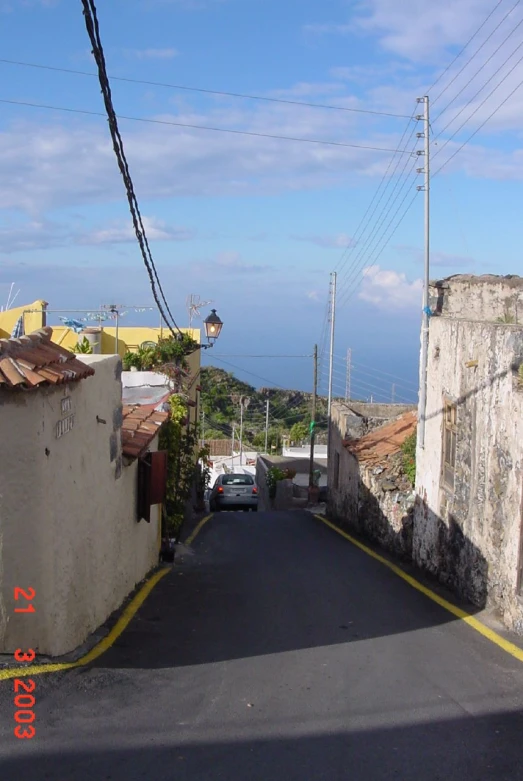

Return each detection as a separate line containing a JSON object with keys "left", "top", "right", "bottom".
{"left": 0, "top": 0, "right": 521, "bottom": 402}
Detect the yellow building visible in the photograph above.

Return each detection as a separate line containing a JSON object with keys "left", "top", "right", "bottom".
{"left": 0, "top": 300, "right": 202, "bottom": 425}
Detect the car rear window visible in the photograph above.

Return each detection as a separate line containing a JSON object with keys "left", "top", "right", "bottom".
{"left": 222, "top": 475, "right": 254, "bottom": 485}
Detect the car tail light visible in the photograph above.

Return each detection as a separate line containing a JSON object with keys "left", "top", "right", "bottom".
{"left": 218, "top": 486, "right": 224, "bottom": 494}
{"left": 252, "top": 487, "right": 258, "bottom": 494}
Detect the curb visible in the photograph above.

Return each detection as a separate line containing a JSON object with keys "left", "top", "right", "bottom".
{"left": 313, "top": 513, "right": 523, "bottom": 664}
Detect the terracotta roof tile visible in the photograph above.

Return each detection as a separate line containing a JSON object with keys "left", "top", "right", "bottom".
{"left": 0, "top": 328, "right": 95, "bottom": 390}
{"left": 121, "top": 405, "right": 169, "bottom": 460}
{"left": 344, "top": 410, "right": 417, "bottom": 466}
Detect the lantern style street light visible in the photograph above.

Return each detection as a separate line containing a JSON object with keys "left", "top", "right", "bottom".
{"left": 202, "top": 309, "right": 223, "bottom": 348}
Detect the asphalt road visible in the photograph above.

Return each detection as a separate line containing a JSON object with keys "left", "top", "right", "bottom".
{"left": 2, "top": 509, "right": 523, "bottom": 780}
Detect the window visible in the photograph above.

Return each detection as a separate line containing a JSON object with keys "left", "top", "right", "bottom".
{"left": 333, "top": 451, "right": 340, "bottom": 490}
{"left": 442, "top": 399, "right": 457, "bottom": 490}
{"left": 222, "top": 475, "right": 254, "bottom": 486}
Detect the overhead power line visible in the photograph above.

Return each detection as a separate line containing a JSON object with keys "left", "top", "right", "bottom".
{"left": 80, "top": 0, "right": 181, "bottom": 336}
{"left": 331, "top": 355, "right": 419, "bottom": 391}
{"left": 432, "top": 46, "right": 523, "bottom": 167}
{"left": 427, "top": 0, "right": 505, "bottom": 94}
{"left": 433, "top": 12, "right": 523, "bottom": 130}
{"left": 336, "top": 161, "right": 419, "bottom": 305}
{"left": 0, "top": 58, "right": 413, "bottom": 119}
{"left": 207, "top": 356, "right": 289, "bottom": 390}
{"left": 0, "top": 98, "right": 415, "bottom": 155}
{"left": 337, "top": 188, "right": 421, "bottom": 310}
{"left": 432, "top": 69, "right": 523, "bottom": 178}
{"left": 334, "top": 113, "right": 417, "bottom": 276}
{"left": 431, "top": 0, "right": 520, "bottom": 106}
{"left": 335, "top": 142, "right": 419, "bottom": 300}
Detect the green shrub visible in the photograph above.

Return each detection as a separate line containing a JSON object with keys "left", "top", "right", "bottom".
{"left": 401, "top": 429, "right": 417, "bottom": 487}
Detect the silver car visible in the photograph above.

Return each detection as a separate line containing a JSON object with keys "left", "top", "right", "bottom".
{"left": 209, "top": 473, "right": 258, "bottom": 512}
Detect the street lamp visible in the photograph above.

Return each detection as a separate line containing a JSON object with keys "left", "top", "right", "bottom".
{"left": 202, "top": 309, "right": 223, "bottom": 348}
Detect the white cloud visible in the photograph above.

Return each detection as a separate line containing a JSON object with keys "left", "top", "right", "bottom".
{"left": 84, "top": 217, "right": 193, "bottom": 245}
{"left": 126, "top": 48, "right": 179, "bottom": 60}
{"left": 295, "top": 233, "right": 356, "bottom": 249}
{"left": 359, "top": 265, "right": 423, "bottom": 310}
{"left": 0, "top": 103, "right": 414, "bottom": 214}
{"left": 354, "top": 0, "right": 502, "bottom": 62}
{"left": 0, "top": 216, "right": 194, "bottom": 253}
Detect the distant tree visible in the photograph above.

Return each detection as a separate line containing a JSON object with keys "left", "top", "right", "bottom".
{"left": 289, "top": 421, "right": 308, "bottom": 444}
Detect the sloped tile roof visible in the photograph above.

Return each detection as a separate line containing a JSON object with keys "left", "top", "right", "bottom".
{"left": 121, "top": 405, "right": 169, "bottom": 459}
{"left": 344, "top": 410, "right": 417, "bottom": 466}
{"left": 0, "top": 327, "right": 95, "bottom": 390}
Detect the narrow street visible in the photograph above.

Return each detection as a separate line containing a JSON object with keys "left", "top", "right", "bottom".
{"left": 2, "top": 509, "right": 523, "bottom": 780}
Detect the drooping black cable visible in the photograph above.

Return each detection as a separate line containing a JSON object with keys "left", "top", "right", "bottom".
{"left": 80, "top": 0, "right": 182, "bottom": 336}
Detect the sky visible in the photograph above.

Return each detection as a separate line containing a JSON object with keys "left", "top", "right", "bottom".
{"left": 0, "top": 0, "right": 522, "bottom": 404}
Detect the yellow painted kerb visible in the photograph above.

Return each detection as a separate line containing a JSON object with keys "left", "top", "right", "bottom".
{"left": 185, "top": 513, "right": 213, "bottom": 546}
{"left": 315, "top": 514, "right": 523, "bottom": 664}
{"left": 0, "top": 567, "right": 170, "bottom": 681}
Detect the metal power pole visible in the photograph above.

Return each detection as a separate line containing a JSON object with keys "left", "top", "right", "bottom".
{"left": 264, "top": 399, "right": 269, "bottom": 453}
{"left": 391, "top": 384, "right": 396, "bottom": 403}
{"left": 231, "top": 424, "right": 235, "bottom": 469}
{"left": 327, "top": 271, "right": 337, "bottom": 417}
{"left": 115, "top": 308, "right": 119, "bottom": 355}
{"left": 308, "top": 344, "right": 318, "bottom": 491}
{"left": 345, "top": 348, "right": 351, "bottom": 401}
{"left": 416, "top": 95, "right": 430, "bottom": 450}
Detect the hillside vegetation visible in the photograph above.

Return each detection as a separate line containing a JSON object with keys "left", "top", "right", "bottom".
{"left": 200, "top": 366, "right": 328, "bottom": 449}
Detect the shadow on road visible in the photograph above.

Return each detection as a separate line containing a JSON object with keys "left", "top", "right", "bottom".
{"left": 94, "top": 510, "right": 493, "bottom": 671}
{"left": 3, "top": 707, "right": 523, "bottom": 780}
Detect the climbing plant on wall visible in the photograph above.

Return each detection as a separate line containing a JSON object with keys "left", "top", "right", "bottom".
{"left": 401, "top": 429, "right": 417, "bottom": 487}
{"left": 159, "top": 394, "right": 207, "bottom": 539}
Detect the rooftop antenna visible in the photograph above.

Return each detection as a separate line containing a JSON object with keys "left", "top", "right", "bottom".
{"left": 1, "top": 283, "right": 20, "bottom": 312}
{"left": 186, "top": 294, "right": 213, "bottom": 327}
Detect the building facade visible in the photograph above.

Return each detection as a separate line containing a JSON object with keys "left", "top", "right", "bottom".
{"left": 415, "top": 275, "right": 523, "bottom": 630}
{"left": 0, "top": 327, "right": 167, "bottom": 657}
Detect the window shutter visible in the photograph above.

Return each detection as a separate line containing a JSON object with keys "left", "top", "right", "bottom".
{"left": 137, "top": 450, "right": 168, "bottom": 522}
{"left": 150, "top": 450, "right": 168, "bottom": 505}
{"left": 137, "top": 454, "right": 152, "bottom": 523}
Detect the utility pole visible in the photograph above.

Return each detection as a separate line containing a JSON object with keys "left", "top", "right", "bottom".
{"left": 202, "top": 410, "right": 205, "bottom": 444}
{"left": 327, "top": 271, "right": 337, "bottom": 418}
{"left": 239, "top": 396, "right": 250, "bottom": 466}
{"left": 231, "top": 424, "right": 235, "bottom": 470}
{"left": 264, "top": 399, "right": 269, "bottom": 453}
{"left": 345, "top": 348, "right": 351, "bottom": 402}
{"left": 391, "top": 384, "right": 396, "bottom": 403}
{"left": 308, "top": 344, "right": 318, "bottom": 491}
{"left": 416, "top": 95, "right": 430, "bottom": 450}
{"left": 239, "top": 399, "right": 244, "bottom": 466}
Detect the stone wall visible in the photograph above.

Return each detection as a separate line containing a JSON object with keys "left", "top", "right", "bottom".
{"left": 430, "top": 274, "right": 523, "bottom": 323}
{"left": 328, "top": 403, "right": 415, "bottom": 557}
{"left": 358, "top": 457, "right": 416, "bottom": 559}
{"left": 346, "top": 401, "right": 416, "bottom": 420}
{"left": 415, "top": 314, "right": 523, "bottom": 628}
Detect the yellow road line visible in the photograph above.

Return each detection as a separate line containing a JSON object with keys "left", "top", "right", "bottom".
{"left": 314, "top": 514, "right": 523, "bottom": 664}
{"left": 185, "top": 513, "right": 213, "bottom": 546}
{"left": 0, "top": 567, "right": 170, "bottom": 681}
